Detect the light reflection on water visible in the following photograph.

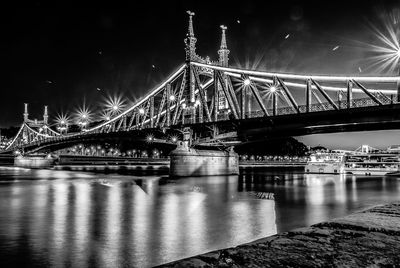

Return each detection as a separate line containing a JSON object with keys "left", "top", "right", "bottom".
{"left": 0, "top": 166, "right": 400, "bottom": 267}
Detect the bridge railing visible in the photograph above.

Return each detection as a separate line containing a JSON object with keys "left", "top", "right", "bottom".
{"left": 246, "top": 96, "right": 396, "bottom": 118}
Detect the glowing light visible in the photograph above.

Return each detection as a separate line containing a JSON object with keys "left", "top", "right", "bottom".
{"left": 358, "top": 9, "right": 400, "bottom": 74}
{"left": 269, "top": 85, "right": 277, "bottom": 93}
{"left": 55, "top": 113, "right": 71, "bottom": 126}
{"left": 104, "top": 95, "right": 125, "bottom": 114}
{"left": 195, "top": 99, "right": 201, "bottom": 106}
{"left": 99, "top": 111, "right": 112, "bottom": 122}
{"left": 182, "top": 103, "right": 187, "bottom": 109}
{"left": 243, "top": 78, "right": 251, "bottom": 86}
{"left": 332, "top": 46, "right": 339, "bottom": 51}
{"left": 139, "top": 108, "right": 145, "bottom": 115}
{"left": 171, "top": 135, "right": 178, "bottom": 143}
{"left": 75, "top": 105, "right": 92, "bottom": 127}
{"left": 169, "top": 95, "right": 176, "bottom": 101}
{"left": 146, "top": 134, "right": 154, "bottom": 143}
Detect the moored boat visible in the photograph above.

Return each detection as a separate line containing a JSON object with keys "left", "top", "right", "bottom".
{"left": 14, "top": 154, "right": 57, "bottom": 168}
{"left": 305, "top": 152, "right": 345, "bottom": 174}
{"left": 345, "top": 153, "right": 400, "bottom": 176}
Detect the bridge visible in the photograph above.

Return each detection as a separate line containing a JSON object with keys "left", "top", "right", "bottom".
{"left": 3, "top": 11, "right": 400, "bottom": 162}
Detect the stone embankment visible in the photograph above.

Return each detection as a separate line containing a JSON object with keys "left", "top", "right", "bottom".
{"left": 158, "top": 203, "right": 400, "bottom": 267}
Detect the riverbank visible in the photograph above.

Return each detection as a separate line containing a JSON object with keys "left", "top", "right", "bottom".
{"left": 158, "top": 202, "right": 400, "bottom": 267}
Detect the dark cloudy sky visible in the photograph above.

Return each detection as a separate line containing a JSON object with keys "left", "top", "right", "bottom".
{"left": 1, "top": 0, "right": 400, "bottom": 149}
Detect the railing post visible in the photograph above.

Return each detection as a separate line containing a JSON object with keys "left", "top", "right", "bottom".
{"left": 135, "top": 113, "right": 140, "bottom": 129}
{"left": 347, "top": 80, "right": 353, "bottom": 109}
{"left": 149, "top": 96, "right": 154, "bottom": 128}
{"left": 166, "top": 83, "right": 171, "bottom": 127}
{"left": 241, "top": 87, "right": 246, "bottom": 119}
{"left": 182, "top": 106, "right": 185, "bottom": 124}
{"left": 247, "top": 84, "right": 252, "bottom": 118}
{"left": 272, "top": 76, "right": 277, "bottom": 116}
{"left": 306, "top": 79, "right": 312, "bottom": 113}
{"left": 213, "top": 70, "right": 219, "bottom": 121}
{"left": 198, "top": 99, "right": 203, "bottom": 123}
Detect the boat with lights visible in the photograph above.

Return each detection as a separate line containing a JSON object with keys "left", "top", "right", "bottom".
{"left": 344, "top": 153, "right": 400, "bottom": 176}
{"left": 305, "top": 152, "right": 346, "bottom": 174}
{"left": 14, "top": 154, "right": 57, "bottom": 168}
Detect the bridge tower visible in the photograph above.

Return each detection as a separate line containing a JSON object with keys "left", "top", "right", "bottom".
{"left": 43, "top": 106, "right": 48, "bottom": 125}
{"left": 217, "top": 25, "right": 230, "bottom": 112}
{"left": 184, "top": 10, "right": 197, "bottom": 62}
{"left": 23, "top": 103, "right": 29, "bottom": 122}
{"left": 184, "top": 11, "right": 198, "bottom": 123}
{"left": 218, "top": 25, "right": 229, "bottom": 67}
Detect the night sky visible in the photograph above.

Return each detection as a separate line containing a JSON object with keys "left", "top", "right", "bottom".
{"left": 1, "top": 0, "right": 400, "bottom": 149}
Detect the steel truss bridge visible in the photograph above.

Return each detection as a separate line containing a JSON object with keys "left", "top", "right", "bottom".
{"left": 3, "top": 11, "right": 400, "bottom": 154}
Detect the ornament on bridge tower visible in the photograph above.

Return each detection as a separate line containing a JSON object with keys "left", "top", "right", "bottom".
{"left": 43, "top": 106, "right": 49, "bottom": 125}
{"left": 23, "top": 103, "right": 29, "bottom": 122}
{"left": 184, "top": 11, "right": 197, "bottom": 62}
{"left": 218, "top": 25, "right": 230, "bottom": 67}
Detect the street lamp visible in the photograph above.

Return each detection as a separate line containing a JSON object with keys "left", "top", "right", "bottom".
{"left": 243, "top": 78, "right": 251, "bottom": 86}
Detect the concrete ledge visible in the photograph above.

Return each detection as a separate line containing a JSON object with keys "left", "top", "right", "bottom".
{"left": 157, "top": 203, "right": 400, "bottom": 267}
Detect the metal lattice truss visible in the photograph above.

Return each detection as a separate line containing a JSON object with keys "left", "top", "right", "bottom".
{"left": 83, "top": 62, "right": 400, "bottom": 134}
{"left": 4, "top": 61, "right": 400, "bottom": 152}
{"left": 6, "top": 122, "right": 60, "bottom": 151}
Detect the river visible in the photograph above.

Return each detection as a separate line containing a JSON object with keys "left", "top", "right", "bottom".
{"left": 0, "top": 165, "right": 399, "bottom": 267}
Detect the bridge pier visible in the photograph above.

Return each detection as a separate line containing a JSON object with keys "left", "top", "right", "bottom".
{"left": 169, "top": 129, "right": 239, "bottom": 177}
{"left": 169, "top": 142, "right": 239, "bottom": 177}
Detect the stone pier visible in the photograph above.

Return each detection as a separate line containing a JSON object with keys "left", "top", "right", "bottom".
{"left": 158, "top": 203, "right": 400, "bottom": 267}
{"left": 169, "top": 141, "right": 239, "bottom": 177}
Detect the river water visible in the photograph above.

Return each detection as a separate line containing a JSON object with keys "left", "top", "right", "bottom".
{"left": 0, "top": 166, "right": 399, "bottom": 267}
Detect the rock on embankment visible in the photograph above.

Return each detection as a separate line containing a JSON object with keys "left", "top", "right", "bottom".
{"left": 158, "top": 203, "right": 400, "bottom": 267}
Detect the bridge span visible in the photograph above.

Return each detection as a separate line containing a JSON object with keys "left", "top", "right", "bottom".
{"left": 3, "top": 11, "right": 400, "bottom": 175}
